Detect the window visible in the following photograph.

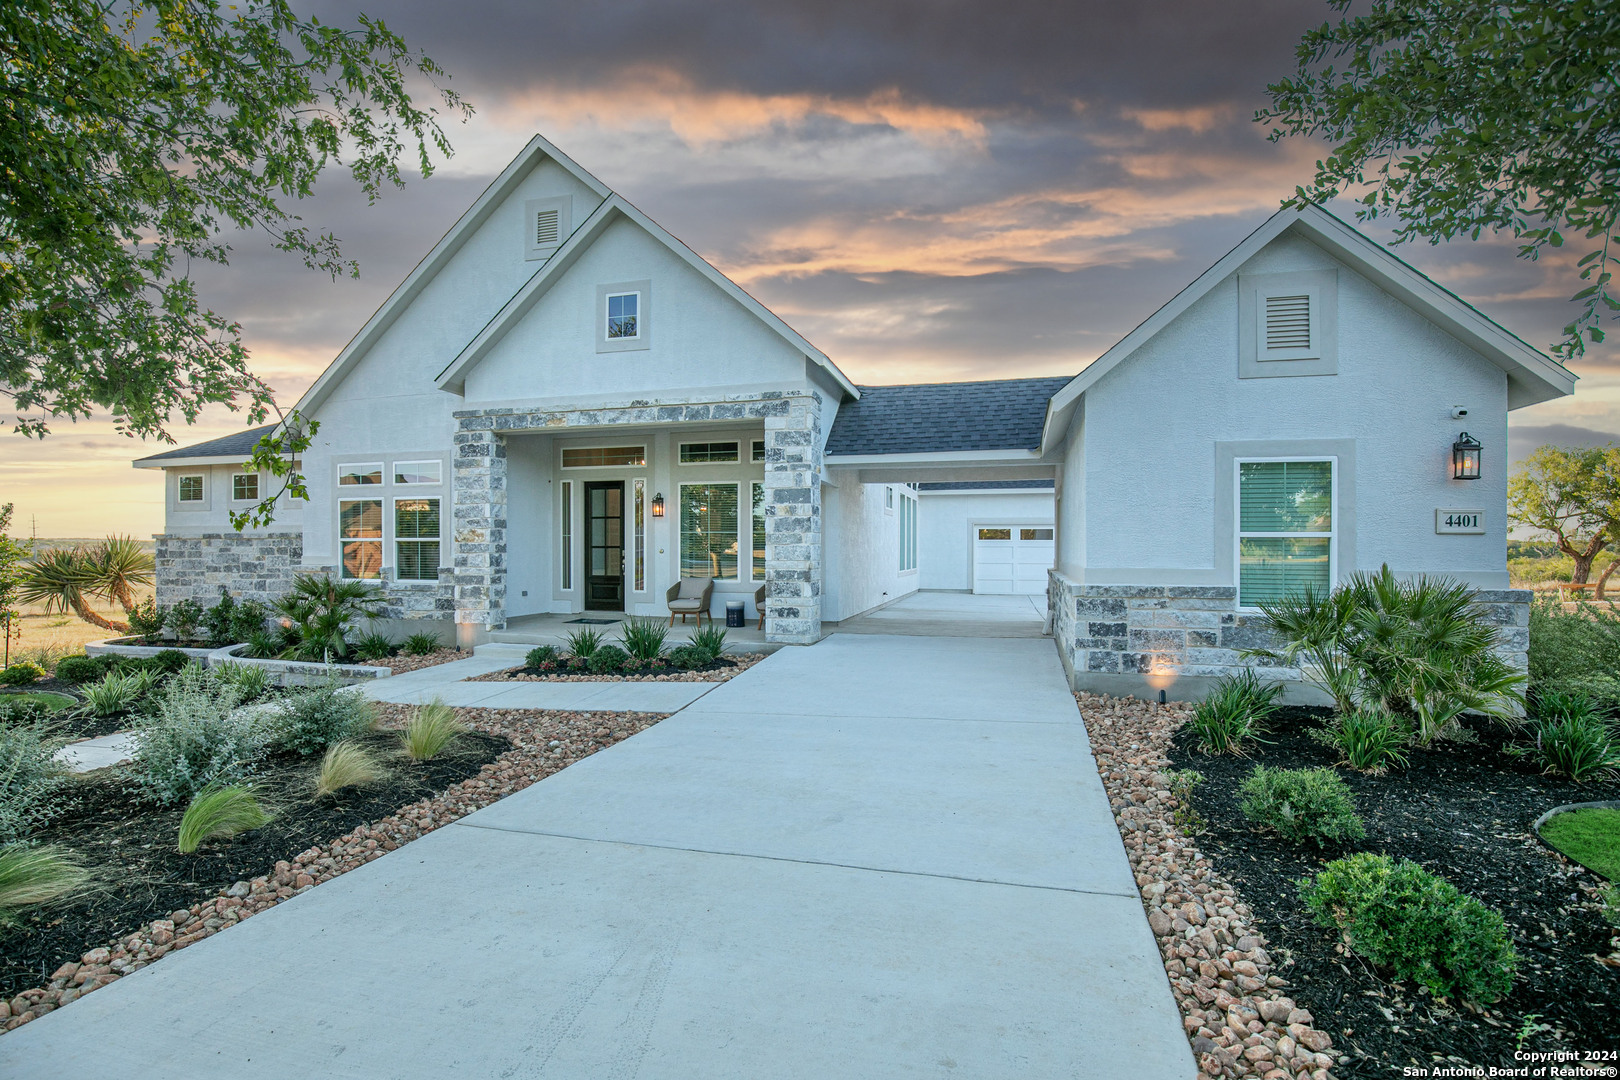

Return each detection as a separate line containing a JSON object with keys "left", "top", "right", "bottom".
{"left": 606, "top": 292, "right": 638, "bottom": 339}
{"left": 885, "top": 486, "right": 894, "bottom": 512}
{"left": 680, "top": 441, "right": 739, "bottom": 464}
{"left": 751, "top": 482, "right": 766, "bottom": 579}
{"left": 393, "top": 498, "right": 440, "bottom": 581}
{"left": 752, "top": 439, "right": 766, "bottom": 462}
{"left": 1021, "top": 528, "right": 1053, "bottom": 540}
{"left": 178, "top": 474, "right": 204, "bottom": 502}
{"left": 231, "top": 473, "right": 258, "bottom": 501}
{"left": 394, "top": 461, "right": 442, "bottom": 485}
{"left": 978, "top": 528, "right": 1011, "bottom": 540}
{"left": 338, "top": 463, "right": 382, "bottom": 486}
{"left": 561, "top": 481, "right": 573, "bottom": 590}
{"left": 340, "top": 499, "right": 383, "bottom": 579}
{"left": 680, "top": 484, "right": 740, "bottom": 580}
{"left": 561, "top": 446, "right": 645, "bottom": 468}
{"left": 633, "top": 479, "right": 646, "bottom": 592}
{"left": 898, "top": 491, "right": 917, "bottom": 572}
{"left": 1238, "top": 459, "right": 1334, "bottom": 607}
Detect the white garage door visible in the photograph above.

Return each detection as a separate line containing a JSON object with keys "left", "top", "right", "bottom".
{"left": 973, "top": 526, "right": 1054, "bottom": 595}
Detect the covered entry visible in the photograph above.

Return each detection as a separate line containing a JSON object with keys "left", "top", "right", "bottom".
{"left": 973, "top": 525, "right": 1054, "bottom": 595}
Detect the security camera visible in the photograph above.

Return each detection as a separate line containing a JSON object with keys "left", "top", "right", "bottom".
{"left": 1450, "top": 407, "right": 1469, "bottom": 420}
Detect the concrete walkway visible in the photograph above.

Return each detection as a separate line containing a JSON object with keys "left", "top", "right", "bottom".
{"left": 832, "top": 589, "right": 1049, "bottom": 637}
{"left": 1, "top": 634, "right": 1190, "bottom": 1079}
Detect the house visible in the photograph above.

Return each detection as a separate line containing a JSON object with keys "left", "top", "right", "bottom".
{"left": 135, "top": 135, "right": 1575, "bottom": 699}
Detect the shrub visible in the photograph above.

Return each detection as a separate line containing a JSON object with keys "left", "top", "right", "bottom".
{"left": 565, "top": 627, "right": 604, "bottom": 659}
{"left": 689, "top": 625, "right": 729, "bottom": 662}
{"left": 132, "top": 665, "right": 265, "bottom": 805}
{"left": 588, "top": 645, "right": 630, "bottom": 675}
{"left": 315, "top": 740, "right": 384, "bottom": 797}
{"left": 272, "top": 574, "right": 386, "bottom": 661}
{"left": 1325, "top": 710, "right": 1410, "bottom": 772}
{"left": 401, "top": 699, "right": 463, "bottom": 761}
{"left": 667, "top": 645, "right": 707, "bottom": 671}
{"left": 147, "top": 650, "right": 193, "bottom": 676}
{"left": 176, "top": 785, "right": 271, "bottom": 853}
{"left": 618, "top": 617, "right": 669, "bottom": 662}
{"left": 1528, "top": 596, "right": 1620, "bottom": 684}
{"left": 402, "top": 632, "right": 441, "bottom": 657}
{"left": 1526, "top": 701, "right": 1620, "bottom": 780}
{"left": 0, "top": 725, "right": 69, "bottom": 844}
{"left": 198, "top": 589, "right": 272, "bottom": 648}
{"left": 125, "top": 598, "right": 167, "bottom": 641}
{"left": 77, "top": 670, "right": 149, "bottom": 718}
{"left": 525, "top": 645, "right": 559, "bottom": 668}
{"left": 0, "top": 844, "right": 88, "bottom": 925}
{"left": 0, "top": 699, "right": 53, "bottom": 727}
{"left": 1300, "top": 852, "right": 1517, "bottom": 1002}
{"left": 0, "top": 661, "right": 47, "bottom": 686}
{"left": 245, "top": 628, "right": 292, "bottom": 661}
{"left": 52, "top": 654, "right": 110, "bottom": 683}
{"left": 1239, "top": 765, "right": 1366, "bottom": 847}
{"left": 165, "top": 598, "right": 204, "bottom": 642}
{"left": 212, "top": 662, "right": 271, "bottom": 703}
{"left": 1189, "top": 671, "right": 1282, "bottom": 755}
{"left": 272, "top": 681, "right": 379, "bottom": 757}
{"left": 351, "top": 632, "right": 396, "bottom": 662}
{"left": 1163, "top": 767, "right": 1206, "bottom": 834}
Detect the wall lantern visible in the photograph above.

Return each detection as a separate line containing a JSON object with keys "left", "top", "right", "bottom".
{"left": 1452, "top": 432, "right": 1482, "bottom": 480}
{"left": 651, "top": 493, "right": 666, "bottom": 517}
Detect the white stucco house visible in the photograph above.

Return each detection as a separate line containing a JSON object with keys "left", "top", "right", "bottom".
{"left": 136, "top": 134, "right": 1575, "bottom": 698}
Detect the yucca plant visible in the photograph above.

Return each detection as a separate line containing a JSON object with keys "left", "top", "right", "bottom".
{"left": 689, "top": 624, "right": 729, "bottom": 662}
{"left": 176, "top": 784, "right": 272, "bottom": 853}
{"left": 77, "top": 670, "right": 148, "bottom": 717}
{"left": 18, "top": 548, "right": 125, "bottom": 633}
{"left": 400, "top": 699, "right": 464, "bottom": 761}
{"left": 0, "top": 844, "right": 89, "bottom": 925}
{"left": 315, "top": 740, "right": 384, "bottom": 797}
{"left": 91, "top": 536, "right": 155, "bottom": 616}
{"left": 618, "top": 617, "right": 669, "bottom": 661}
{"left": 565, "top": 627, "right": 604, "bottom": 659}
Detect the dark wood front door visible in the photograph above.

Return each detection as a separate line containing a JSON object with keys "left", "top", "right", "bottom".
{"left": 584, "top": 481, "right": 625, "bottom": 611}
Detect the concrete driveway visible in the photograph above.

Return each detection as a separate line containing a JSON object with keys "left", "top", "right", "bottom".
{"left": 0, "top": 634, "right": 1190, "bottom": 1079}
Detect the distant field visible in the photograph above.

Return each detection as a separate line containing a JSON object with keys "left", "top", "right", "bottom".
{"left": 4, "top": 537, "right": 157, "bottom": 665}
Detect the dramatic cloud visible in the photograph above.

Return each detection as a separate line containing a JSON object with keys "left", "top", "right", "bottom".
{"left": 4, "top": 0, "right": 1614, "bottom": 535}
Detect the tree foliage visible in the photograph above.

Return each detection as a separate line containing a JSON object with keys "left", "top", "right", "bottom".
{"left": 1259, "top": 0, "right": 1620, "bottom": 359}
{"left": 1508, "top": 445, "right": 1620, "bottom": 592}
{"left": 0, "top": 504, "right": 31, "bottom": 664}
{"left": 1, "top": 0, "right": 469, "bottom": 522}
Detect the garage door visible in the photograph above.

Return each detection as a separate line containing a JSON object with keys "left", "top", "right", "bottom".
{"left": 973, "top": 526, "right": 1054, "bottom": 594}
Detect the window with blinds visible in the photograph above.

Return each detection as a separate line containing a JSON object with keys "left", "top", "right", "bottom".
{"left": 680, "top": 484, "right": 740, "bottom": 580}
{"left": 395, "top": 498, "right": 441, "bottom": 580}
{"left": 1264, "top": 294, "right": 1311, "bottom": 351}
{"left": 1238, "top": 460, "right": 1332, "bottom": 607}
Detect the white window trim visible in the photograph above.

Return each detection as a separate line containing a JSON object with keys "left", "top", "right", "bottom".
{"left": 605, "top": 290, "right": 641, "bottom": 341}
{"left": 391, "top": 495, "right": 443, "bottom": 583}
{"left": 559, "top": 445, "right": 648, "bottom": 470}
{"left": 678, "top": 440, "right": 741, "bottom": 465}
{"left": 560, "top": 480, "right": 574, "bottom": 592}
{"left": 678, "top": 480, "right": 744, "bottom": 583}
{"left": 229, "top": 472, "right": 260, "bottom": 503}
{"left": 596, "top": 280, "right": 652, "bottom": 353}
{"left": 898, "top": 489, "right": 918, "bottom": 573}
{"left": 337, "top": 461, "right": 385, "bottom": 487}
{"left": 1234, "top": 456, "right": 1338, "bottom": 612}
{"left": 393, "top": 459, "right": 444, "bottom": 486}
{"left": 177, "top": 473, "right": 206, "bottom": 504}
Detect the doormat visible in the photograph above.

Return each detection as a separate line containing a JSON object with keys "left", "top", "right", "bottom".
{"left": 565, "top": 618, "right": 620, "bottom": 625}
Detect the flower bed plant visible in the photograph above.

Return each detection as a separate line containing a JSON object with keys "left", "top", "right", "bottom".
{"left": 471, "top": 622, "right": 766, "bottom": 683}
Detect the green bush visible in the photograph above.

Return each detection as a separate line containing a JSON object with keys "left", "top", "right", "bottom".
{"left": 1300, "top": 852, "right": 1517, "bottom": 1002}
{"left": 565, "top": 627, "right": 604, "bottom": 659}
{"left": 0, "top": 699, "right": 53, "bottom": 727}
{"left": 245, "top": 628, "right": 292, "bottom": 661}
{"left": 351, "top": 632, "right": 396, "bottom": 662}
{"left": 1528, "top": 596, "right": 1620, "bottom": 684}
{"left": 125, "top": 598, "right": 166, "bottom": 640}
{"left": 1325, "top": 710, "right": 1410, "bottom": 772}
{"left": 199, "top": 589, "right": 271, "bottom": 648}
{"left": 588, "top": 645, "right": 630, "bottom": 675}
{"left": 1189, "top": 670, "right": 1282, "bottom": 755}
{"left": 132, "top": 665, "right": 266, "bottom": 805}
{"left": 667, "top": 645, "right": 708, "bottom": 671}
{"left": 1535, "top": 673, "right": 1620, "bottom": 717}
{"left": 1239, "top": 765, "right": 1366, "bottom": 847}
{"left": 1523, "top": 692, "right": 1620, "bottom": 780}
{"left": 618, "top": 617, "right": 669, "bottom": 662}
{"left": 272, "top": 681, "right": 379, "bottom": 757}
{"left": 525, "top": 645, "right": 559, "bottom": 668}
{"left": 77, "top": 670, "right": 151, "bottom": 717}
{"left": 212, "top": 662, "right": 271, "bottom": 703}
{"left": 689, "top": 625, "right": 729, "bottom": 664}
{"left": 146, "top": 650, "right": 193, "bottom": 676}
{"left": 402, "top": 632, "right": 441, "bottom": 656}
{"left": 271, "top": 573, "right": 386, "bottom": 661}
{"left": 0, "top": 844, "right": 88, "bottom": 925}
{"left": 176, "top": 784, "right": 271, "bottom": 853}
{"left": 0, "top": 662, "right": 47, "bottom": 687}
{"left": 52, "top": 654, "right": 110, "bottom": 683}
{"left": 165, "top": 598, "right": 204, "bottom": 642}
{"left": 0, "top": 724, "right": 69, "bottom": 844}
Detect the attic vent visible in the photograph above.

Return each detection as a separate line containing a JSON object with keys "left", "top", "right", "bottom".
{"left": 535, "top": 209, "right": 560, "bottom": 247}
{"left": 1264, "top": 294, "right": 1311, "bottom": 350}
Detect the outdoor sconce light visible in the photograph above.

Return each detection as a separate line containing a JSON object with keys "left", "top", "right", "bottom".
{"left": 1452, "top": 432, "right": 1482, "bottom": 480}
{"left": 651, "top": 493, "right": 666, "bottom": 517}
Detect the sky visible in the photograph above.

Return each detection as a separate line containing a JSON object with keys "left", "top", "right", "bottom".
{"left": 4, "top": 0, "right": 1617, "bottom": 537}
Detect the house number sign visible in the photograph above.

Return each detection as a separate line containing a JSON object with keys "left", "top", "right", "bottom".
{"left": 1435, "top": 509, "right": 1485, "bottom": 534}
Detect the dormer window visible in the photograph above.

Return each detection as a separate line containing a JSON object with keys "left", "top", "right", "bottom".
{"left": 607, "top": 292, "right": 639, "bottom": 339}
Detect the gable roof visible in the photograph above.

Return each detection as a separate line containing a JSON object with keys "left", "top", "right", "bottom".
{"left": 132, "top": 424, "right": 276, "bottom": 469}
{"left": 825, "top": 376, "right": 1070, "bottom": 457}
{"left": 289, "top": 135, "right": 614, "bottom": 426}
{"left": 1040, "top": 204, "right": 1577, "bottom": 449}
{"left": 435, "top": 193, "right": 857, "bottom": 399}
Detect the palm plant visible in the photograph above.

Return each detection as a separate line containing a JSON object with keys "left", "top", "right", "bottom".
{"left": 18, "top": 548, "right": 125, "bottom": 632}
{"left": 271, "top": 573, "right": 385, "bottom": 662}
{"left": 1247, "top": 585, "right": 1361, "bottom": 713}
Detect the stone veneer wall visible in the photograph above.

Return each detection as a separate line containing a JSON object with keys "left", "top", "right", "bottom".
{"left": 154, "top": 533, "right": 302, "bottom": 608}
{"left": 451, "top": 390, "right": 824, "bottom": 646}
{"left": 1048, "top": 569, "right": 1530, "bottom": 701}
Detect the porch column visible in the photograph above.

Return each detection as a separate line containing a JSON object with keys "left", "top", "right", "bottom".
{"left": 763, "top": 390, "right": 824, "bottom": 644}
{"left": 451, "top": 415, "right": 507, "bottom": 647}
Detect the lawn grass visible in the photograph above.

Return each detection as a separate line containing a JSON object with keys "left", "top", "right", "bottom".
{"left": 1540, "top": 807, "right": 1620, "bottom": 880}
{"left": 0, "top": 691, "right": 77, "bottom": 711}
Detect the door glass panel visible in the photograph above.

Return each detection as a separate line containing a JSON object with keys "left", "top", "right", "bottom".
{"left": 1021, "top": 528, "right": 1054, "bottom": 540}
{"left": 978, "top": 528, "right": 1011, "bottom": 540}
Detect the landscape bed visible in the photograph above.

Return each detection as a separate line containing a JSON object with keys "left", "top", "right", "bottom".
{"left": 1166, "top": 707, "right": 1620, "bottom": 1077}
{"left": 469, "top": 652, "right": 767, "bottom": 683}
{"left": 0, "top": 705, "right": 665, "bottom": 1026}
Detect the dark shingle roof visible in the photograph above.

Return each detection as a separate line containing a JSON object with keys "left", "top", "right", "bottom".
{"left": 825, "top": 376, "right": 1071, "bottom": 456}
{"left": 135, "top": 424, "right": 276, "bottom": 463}
{"left": 916, "top": 480, "right": 1055, "bottom": 492}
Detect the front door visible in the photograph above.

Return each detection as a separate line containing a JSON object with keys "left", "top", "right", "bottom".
{"left": 585, "top": 481, "right": 625, "bottom": 611}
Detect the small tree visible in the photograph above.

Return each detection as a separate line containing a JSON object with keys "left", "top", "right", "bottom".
{"left": 1508, "top": 446, "right": 1620, "bottom": 593}
{"left": 0, "top": 505, "right": 31, "bottom": 667}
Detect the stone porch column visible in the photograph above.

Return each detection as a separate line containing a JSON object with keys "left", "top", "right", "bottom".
{"left": 451, "top": 417, "right": 507, "bottom": 648}
{"left": 762, "top": 390, "right": 824, "bottom": 644}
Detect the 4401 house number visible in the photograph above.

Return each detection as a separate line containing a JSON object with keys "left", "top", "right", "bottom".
{"left": 1435, "top": 508, "right": 1485, "bottom": 534}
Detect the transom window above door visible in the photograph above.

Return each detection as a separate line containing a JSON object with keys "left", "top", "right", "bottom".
{"left": 606, "top": 292, "right": 638, "bottom": 339}
{"left": 561, "top": 446, "right": 646, "bottom": 468}
{"left": 679, "top": 441, "right": 739, "bottom": 463}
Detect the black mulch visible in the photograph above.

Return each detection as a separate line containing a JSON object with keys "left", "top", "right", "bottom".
{"left": 1168, "top": 709, "right": 1620, "bottom": 1077}
{"left": 0, "top": 729, "right": 508, "bottom": 1001}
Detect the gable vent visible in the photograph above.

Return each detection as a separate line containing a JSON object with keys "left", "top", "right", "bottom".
{"left": 534, "top": 209, "right": 560, "bottom": 247}
{"left": 1264, "top": 294, "right": 1311, "bottom": 350}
